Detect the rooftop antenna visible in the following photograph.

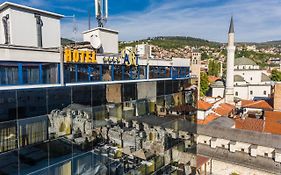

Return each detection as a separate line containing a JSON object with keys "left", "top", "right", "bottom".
{"left": 95, "top": 0, "right": 108, "bottom": 27}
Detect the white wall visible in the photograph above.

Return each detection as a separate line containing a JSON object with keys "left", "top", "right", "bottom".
{"left": 248, "top": 85, "right": 271, "bottom": 99}
{"left": 1, "top": 7, "right": 61, "bottom": 48}
{"left": 0, "top": 47, "right": 60, "bottom": 62}
{"left": 212, "top": 87, "right": 224, "bottom": 98}
{"left": 10, "top": 9, "right": 37, "bottom": 47}
{"left": 41, "top": 15, "right": 61, "bottom": 48}
{"left": 83, "top": 28, "right": 118, "bottom": 54}
{"left": 234, "top": 70, "right": 263, "bottom": 84}
{"left": 234, "top": 85, "right": 271, "bottom": 100}
{"left": 234, "top": 86, "right": 248, "bottom": 99}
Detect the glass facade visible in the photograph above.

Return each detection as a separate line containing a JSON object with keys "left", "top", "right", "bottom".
{"left": 0, "top": 62, "right": 59, "bottom": 86}
{"left": 0, "top": 80, "right": 195, "bottom": 175}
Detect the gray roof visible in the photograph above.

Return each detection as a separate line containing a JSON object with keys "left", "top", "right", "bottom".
{"left": 234, "top": 57, "right": 257, "bottom": 66}
{"left": 234, "top": 75, "right": 245, "bottom": 82}
{"left": 229, "top": 16, "right": 234, "bottom": 33}
{"left": 198, "top": 144, "right": 281, "bottom": 174}
{"left": 208, "top": 117, "right": 235, "bottom": 128}
{"left": 211, "top": 80, "right": 224, "bottom": 88}
{"left": 197, "top": 125, "right": 281, "bottom": 150}
{"left": 261, "top": 73, "right": 271, "bottom": 82}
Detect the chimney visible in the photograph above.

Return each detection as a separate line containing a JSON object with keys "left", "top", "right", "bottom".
{"left": 274, "top": 83, "right": 281, "bottom": 111}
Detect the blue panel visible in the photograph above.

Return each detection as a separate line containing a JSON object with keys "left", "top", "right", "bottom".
{"left": 57, "top": 64, "right": 61, "bottom": 84}
{"left": 170, "top": 66, "right": 173, "bottom": 78}
{"left": 75, "top": 64, "right": 78, "bottom": 82}
{"left": 88, "top": 65, "right": 91, "bottom": 81}
{"left": 39, "top": 64, "right": 43, "bottom": 84}
{"left": 18, "top": 63, "right": 23, "bottom": 85}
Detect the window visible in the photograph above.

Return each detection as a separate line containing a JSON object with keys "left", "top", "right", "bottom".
{"left": 235, "top": 92, "right": 238, "bottom": 96}
{"left": 250, "top": 91, "right": 253, "bottom": 95}
{"left": 250, "top": 77, "right": 253, "bottom": 81}
{"left": 264, "top": 153, "right": 268, "bottom": 157}
{"left": 222, "top": 144, "right": 225, "bottom": 148}
{"left": 204, "top": 141, "right": 207, "bottom": 144}
{"left": 264, "top": 91, "right": 267, "bottom": 95}
{"left": 241, "top": 148, "right": 245, "bottom": 152}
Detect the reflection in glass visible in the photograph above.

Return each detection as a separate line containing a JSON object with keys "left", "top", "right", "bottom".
{"left": 0, "top": 121, "right": 17, "bottom": 153}
{"left": 19, "top": 116, "right": 48, "bottom": 147}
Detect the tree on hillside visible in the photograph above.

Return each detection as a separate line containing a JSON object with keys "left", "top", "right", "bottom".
{"left": 201, "top": 52, "right": 208, "bottom": 60}
{"left": 200, "top": 72, "right": 209, "bottom": 96}
{"left": 271, "top": 69, "right": 281, "bottom": 81}
{"left": 208, "top": 59, "right": 220, "bottom": 77}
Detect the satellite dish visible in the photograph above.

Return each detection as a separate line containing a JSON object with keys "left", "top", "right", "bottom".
{"left": 90, "top": 34, "right": 102, "bottom": 49}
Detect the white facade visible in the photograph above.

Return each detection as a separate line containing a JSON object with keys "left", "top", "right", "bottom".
{"left": 0, "top": 2, "right": 62, "bottom": 63}
{"left": 0, "top": 2, "right": 62, "bottom": 48}
{"left": 234, "top": 85, "right": 271, "bottom": 100}
{"left": 83, "top": 27, "right": 119, "bottom": 54}
{"left": 136, "top": 44, "right": 152, "bottom": 59}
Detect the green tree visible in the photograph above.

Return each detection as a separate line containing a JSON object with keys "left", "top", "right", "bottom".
{"left": 271, "top": 69, "right": 281, "bottom": 81}
{"left": 208, "top": 59, "right": 220, "bottom": 77}
{"left": 200, "top": 72, "right": 209, "bottom": 96}
{"left": 201, "top": 52, "right": 208, "bottom": 60}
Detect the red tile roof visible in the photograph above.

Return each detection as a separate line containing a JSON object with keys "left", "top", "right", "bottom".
{"left": 208, "top": 76, "right": 220, "bottom": 84}
{"left": 213, "top": 103, "right": 235, "bottom": 116}
{"left": 264, "top": 111, "right": 281, "bottom": 135}
{"left": 235, "top": 118, "right": 264, "bottom": 132}
{"left": 241, "top": 100, "right": 273, "bottom": 110}
{"left": 197, "top": 100, "right": 213, "bottom": 111}
{"left": 197, "top": 113, "right": 219, "bottom": 125}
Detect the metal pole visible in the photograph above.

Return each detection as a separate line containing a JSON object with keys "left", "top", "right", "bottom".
{"left": 60, "top": 46, "right": 65, "bottom": 86}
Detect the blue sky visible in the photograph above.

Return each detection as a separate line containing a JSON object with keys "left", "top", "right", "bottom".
{"left": 2, "top": 0, "right": 281, "bottom": 42}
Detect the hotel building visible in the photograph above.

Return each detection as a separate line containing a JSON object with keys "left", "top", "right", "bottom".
{"left": 0, "top": 2, "right": 195, "bottom": 175}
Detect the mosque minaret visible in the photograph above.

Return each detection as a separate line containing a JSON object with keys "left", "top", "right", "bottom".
{"left": 225, "top": 17, "right": 236, "bottom": 103}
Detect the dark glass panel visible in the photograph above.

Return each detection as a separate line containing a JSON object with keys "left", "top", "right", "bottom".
{"left": 165, "top": 80, "right": 173, "bottom": 95}
{"left": 0, "top": 150, "right": 18, "bottom": 175}
{"left": 19, "top": 142, "right": 49, "bottom": 175}
{"left": 91, "top": 85, "right": 106, "bottom": 107}
{"left": 72, "top": 86, "right": 92, "bottom": 106}
{"left": 49, "top": 139, "right": 72, "bottom": 166}
{"left": 0, "top": 90, "right": 16, "bottom": 122}
{"left": 157, "top": 81, "right": 165, "bottom": 96}
{"left": 122, "top": 83, "right": 137, "bottom": 102}
{"left": 47, "top": 87, "right": 71, "bottom": 113}
{"left": 17, "top": 88, "right": 47, "bottom": 119}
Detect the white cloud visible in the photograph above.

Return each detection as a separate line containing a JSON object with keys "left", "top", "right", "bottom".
{"left": 61, "top": 0, "right": 281, "bottom": 42}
